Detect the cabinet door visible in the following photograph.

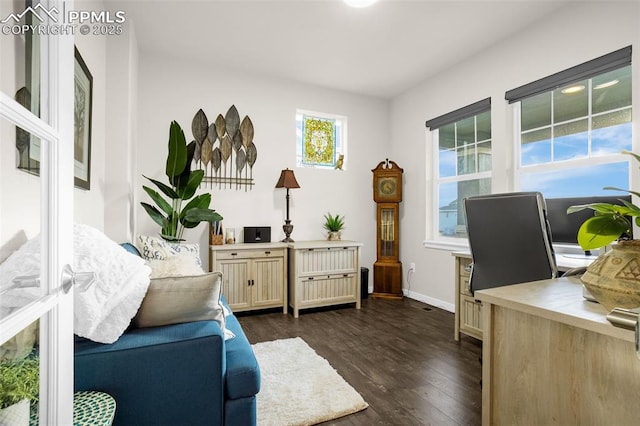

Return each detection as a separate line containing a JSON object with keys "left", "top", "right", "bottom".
{"left": 460, "top": 295, "right": 483, "bottom": 340}
{"left": 218, "top": 259, "right": 251, "bottom": 311}
{"left": 252, "top": 257, "right": 284, "bottom": 308}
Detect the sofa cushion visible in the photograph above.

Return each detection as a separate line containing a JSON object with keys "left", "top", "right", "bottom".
{"left": 134, "top": 272, "right": 225, "bottom": 330}
{"left": 223, "top": 311, "right": 261, "bottom": 399}
{"left": 121, "top": 242, "right": 141, "bottom": 257}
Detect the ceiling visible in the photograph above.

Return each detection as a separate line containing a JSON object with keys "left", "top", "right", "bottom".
{"left": 107, "top": 0, "right": 570, "bottom": 99}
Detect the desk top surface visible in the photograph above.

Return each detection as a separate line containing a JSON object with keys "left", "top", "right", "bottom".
{"left": 452, "top": 250, "right": 596, "bottom": 271}
{"left": 475, "top": 277, "right": 634, "bottom": 342}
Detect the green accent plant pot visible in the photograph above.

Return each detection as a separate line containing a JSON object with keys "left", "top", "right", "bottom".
{"left": 580, "top": 240, "right": 640, "bottom": 311}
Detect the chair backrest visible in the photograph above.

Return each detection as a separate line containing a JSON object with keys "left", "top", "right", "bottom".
{"left": 463, "top": 192, "right": 557, "bottom": 295}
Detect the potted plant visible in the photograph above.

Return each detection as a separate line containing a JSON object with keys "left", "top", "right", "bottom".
{"left": 141, "top": 121, "right": 223, "bottom": 241}
{"left": 0, "top": 357, "right": 39, "bottom": 426}
{"left": 568, "top": 150, "right": 640, "bottom": 310}
{"left": 323, "top": 213, "right": 345, "bottom": 241}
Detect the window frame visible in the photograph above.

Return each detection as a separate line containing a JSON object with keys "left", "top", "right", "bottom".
{"left": 513, "top": 68, "right": 632, "bottom": 199}
{"left": 295, "top": 109, "right": 348, "bottom": 170}
{"left": 427, "top": 107, "right": 492, "bottom": 249}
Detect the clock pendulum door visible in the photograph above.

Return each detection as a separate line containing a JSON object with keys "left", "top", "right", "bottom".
{"left": 372, "top": 159, "right": 404, "bottom": 299}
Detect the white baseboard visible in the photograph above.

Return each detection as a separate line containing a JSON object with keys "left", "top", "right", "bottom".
{"left": 403, "top": 289, "right": 455, "bottom": 313}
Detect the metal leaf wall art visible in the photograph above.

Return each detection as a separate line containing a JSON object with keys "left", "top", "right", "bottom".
{"left": 191, "top": 105, "right": 257, "bottom": 190}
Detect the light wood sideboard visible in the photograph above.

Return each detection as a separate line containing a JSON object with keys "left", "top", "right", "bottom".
{"left": 209, "top": 242, "right": 288, "bottom": 314}
{"left": 288, "top": 240, "right": 362, "bottom": 318}
{"left": 453, "top": 251, "right": 482, "bottom": 341}
{"left": 475, "top": 277, "right": 640, "bottom": 426}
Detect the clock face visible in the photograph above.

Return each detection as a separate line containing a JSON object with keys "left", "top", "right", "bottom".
{"left": 372, "top": 164, "right": 402, "bottom": 203}
{"left": 378, "top": 177, "right": 397, "bottom": 198}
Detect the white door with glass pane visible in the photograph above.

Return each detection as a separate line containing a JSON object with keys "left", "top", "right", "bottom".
{"left": 0, "top": 0, "right": 74, "bottom": 424}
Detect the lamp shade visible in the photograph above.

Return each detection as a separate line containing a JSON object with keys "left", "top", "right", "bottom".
{"left": 275, "top": 169, "right": 300, "bottom": 189}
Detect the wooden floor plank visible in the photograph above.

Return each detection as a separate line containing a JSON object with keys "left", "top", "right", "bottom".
{"left": 238, "top": 297, "right": 482, "bottom": 425}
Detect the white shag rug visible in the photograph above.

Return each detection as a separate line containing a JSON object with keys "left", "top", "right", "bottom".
{"left": 253, "top": 337, "right": 369, "bottom": 426}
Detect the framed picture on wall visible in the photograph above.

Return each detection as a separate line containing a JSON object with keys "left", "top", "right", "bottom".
{"left": 74, "top": 46, "right": 93, "bottom": 190}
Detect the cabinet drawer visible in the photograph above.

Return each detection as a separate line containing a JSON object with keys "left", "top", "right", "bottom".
{"left": 460, "top": 295, "right": 483, "bottom": 339}
{"left": 215, "top": 248, "right": 285, "bottom": 261}
{"left": 296, "top": 247, "right": 357, "bottom": 274}
{"left": 300, "top": 274, "right": 357, "bottom": 303}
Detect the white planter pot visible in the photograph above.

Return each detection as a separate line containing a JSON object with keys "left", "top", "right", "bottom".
{"left": 327, "top": 231, "right": 342, "bottom": 241}
{"left": 0, "top": 399, "right": 30, "bottom": 426}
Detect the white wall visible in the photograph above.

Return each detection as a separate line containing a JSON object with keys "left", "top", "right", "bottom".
{"left": 135, "top": 52, "right": 389, "bottom": 272}
{"left": 390, "top": 1, "right": 640, "bottom": 311}
{"left": 73, "top": 0, "right": 108, "bottom": 231}
{"left": 104, "top": 19, "right": 138, "bottom": 242}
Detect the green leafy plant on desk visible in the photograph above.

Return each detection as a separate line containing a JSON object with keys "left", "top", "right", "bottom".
{"left": 567, "top": 150, "right": 640, "bottom": 250}
{"left": 567, "top": 150, "right": 640, "bottom": 312}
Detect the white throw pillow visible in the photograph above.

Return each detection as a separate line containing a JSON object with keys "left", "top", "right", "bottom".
{"left": 147, "top": 254, "right": 204, "bottom": 279}
{"left": 137, "top": 235, "right": 202, "bottom": 267}
{"left": 0, "top": 224, "right": 151, "bottom": 344}
{"left": 134, "top": 271, "right": 234, "bottom": 340}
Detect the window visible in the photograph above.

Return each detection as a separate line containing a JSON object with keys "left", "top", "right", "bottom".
{"left": 296, "top": 110, "right": 347, "bottom": 170}
{"left": 427, "top": 99, "right": 492, "bottom": 240}
{"left": 508, "top": 47, "right": 632, "bottom": 198}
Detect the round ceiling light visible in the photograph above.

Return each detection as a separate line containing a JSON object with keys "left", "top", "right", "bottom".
{"left": 561, "top": 85, "right": 585, "bottom": 94}
{"left": 594, "top": 79, "right": 619, "bottom": 90}
{"left": 344, "top": 0, "right": 378, "bottom": 7}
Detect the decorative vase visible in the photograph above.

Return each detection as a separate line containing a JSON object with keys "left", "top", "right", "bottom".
{"left": 0, "top": 399, "right": 30, "bottom": 426}
{"left": 328, "top": 231, "right": 341, "bottom": 241}
{"left": 580, "top": 240, "right": 640, "bottom": 311}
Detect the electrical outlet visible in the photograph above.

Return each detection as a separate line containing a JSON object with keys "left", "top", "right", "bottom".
{"left": 409, "top": 262, "right": 416, "bottom": 272}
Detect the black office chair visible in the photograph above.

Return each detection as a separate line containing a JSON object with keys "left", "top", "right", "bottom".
{"left": 464, "top": 192, "right": 559, "bottom": 388}
{"left": 463, "top": 192, "right": 558, "bottom": 296}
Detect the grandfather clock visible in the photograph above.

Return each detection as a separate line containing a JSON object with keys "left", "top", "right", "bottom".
{"left": 372, "top": 159, "right": 404, "bottom": 299}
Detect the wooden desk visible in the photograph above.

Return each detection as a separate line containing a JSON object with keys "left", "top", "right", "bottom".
{"left": 452, "top": 251, "right": 596, "bottom": 341}
{"left": 476, "top": 277, "right": 640, "bottom": 425}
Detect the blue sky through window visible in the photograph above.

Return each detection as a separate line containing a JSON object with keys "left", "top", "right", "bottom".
{"left": 521, "top": 161, "right": 629, "bottom": 199}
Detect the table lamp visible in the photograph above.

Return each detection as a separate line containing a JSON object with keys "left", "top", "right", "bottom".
{"left": 275, "top": 168, "right": 300, "bottom": 242}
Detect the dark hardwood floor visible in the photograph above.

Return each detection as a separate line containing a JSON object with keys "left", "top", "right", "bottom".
{"left": 238, "top": 297, "right": 482, "bottom": 426}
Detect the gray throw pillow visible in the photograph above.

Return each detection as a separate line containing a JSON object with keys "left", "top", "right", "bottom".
{"left": 134, "top": 272, "right": 225, "bottom": 330}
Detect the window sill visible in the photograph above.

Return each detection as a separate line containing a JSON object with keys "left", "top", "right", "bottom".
{"left": 423, "top": 239, "right": 469, "bottom": 252}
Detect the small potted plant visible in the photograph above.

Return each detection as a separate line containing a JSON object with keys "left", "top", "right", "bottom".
{"left": 0, "top": 357, "right": 39, "bottom": 426}
{"left": 568, "top": 150, "right": 640, "bottom": 310}
{"left": 323, "top": 213, "right": 345, "bottom": 241}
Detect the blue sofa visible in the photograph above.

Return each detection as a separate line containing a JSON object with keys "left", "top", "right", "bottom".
{"left": 74, "top": 297, "right": 260, "bottom": 425}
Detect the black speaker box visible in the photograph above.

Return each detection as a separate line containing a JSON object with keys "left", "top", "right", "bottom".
{"left": 244, "top": 227, "right": 271, "bottom": 243}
